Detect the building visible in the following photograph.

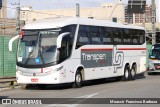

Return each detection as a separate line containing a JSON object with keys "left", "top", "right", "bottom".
{"left": 20, "top": 0, "right": 125, "bottom": 24}
{"left": 158, "top": 0, "right": 160, "bottom": 23}
{"left": 125, "top": 4, "right": 152, "bottom": 24}
{"left": 0, "top": 0, "right": 7, "bottom": 18}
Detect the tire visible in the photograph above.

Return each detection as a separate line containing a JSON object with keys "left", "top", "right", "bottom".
{"left": 123, "top": 65, "right": 130, "bottom": 81}
{"left": 72, "top": 70, "right": 82, "bottom": 88}
{"left": 130, "top": 64, "right": 137, "bottom": 80}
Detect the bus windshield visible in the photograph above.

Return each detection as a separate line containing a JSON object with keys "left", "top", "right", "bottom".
{"left": 17, "top": 29, "right": 61, "bottom": 66}
{"left": 149, "top": 45, "right": 160, "bottom": 59}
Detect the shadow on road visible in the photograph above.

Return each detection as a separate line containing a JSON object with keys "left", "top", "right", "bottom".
{"left": 148, "top": 72, "right": 160, "bottom": 75}
{"left": 136, "top": 72, "right": 146, "bottom": 80}
{"left": 0, "top": 96, "right": 9, "bottom": 100}
{"left": 23, "top": 72, "right": 146, "bottom": 90}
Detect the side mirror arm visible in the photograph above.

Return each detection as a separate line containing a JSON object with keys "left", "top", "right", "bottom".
{"left": 57, "top": 32, "right": 70, "bottom": 48}
{"left": 9, "top": 35, "right": 19, "bottom": 52}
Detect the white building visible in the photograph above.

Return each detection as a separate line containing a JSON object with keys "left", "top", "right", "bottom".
{"left": 157, "top": 0, "right": 160, "bottom": 23}
{"left": 20, "top": 0, "right": 125, "bottom": 24}
{"left": 0, "top": 0, "right": 7, "bottom": 18}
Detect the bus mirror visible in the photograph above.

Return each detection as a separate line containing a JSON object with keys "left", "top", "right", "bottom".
{"left": 57, "top": 32, "right": 70, "bottom": 48}
{"left": 9, "top": 35, "right": 19, "bottom": 52}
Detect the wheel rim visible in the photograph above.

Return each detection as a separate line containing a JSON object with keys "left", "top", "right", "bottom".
{"left": 125, "top": 69, "right": 129, "bottom": 79}
{"left": 131, "top": 69, "right": 135, "bottom": 77}
{"left": 76, "top": 74, "right": 81, "bottom": 83}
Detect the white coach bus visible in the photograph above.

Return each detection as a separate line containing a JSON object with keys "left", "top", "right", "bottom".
{"left": 9, "top": 17, "right": 146, "bottom": 88}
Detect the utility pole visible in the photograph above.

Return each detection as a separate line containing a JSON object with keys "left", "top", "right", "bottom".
{"left": 152, "top": 0, "right": 156, "bottom": 45}
{"left": 16, "top": 6, "right": 20, "bottom": 35}
{"left": 11, "top": 0, "right": 20, "bottom": 35}
{"left": 76, "top": 4, "right": 80, "bottom": 17}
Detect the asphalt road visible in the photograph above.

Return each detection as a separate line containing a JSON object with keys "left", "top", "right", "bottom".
{"left": 0, "top": 72, "right": 160, "bottom": 107}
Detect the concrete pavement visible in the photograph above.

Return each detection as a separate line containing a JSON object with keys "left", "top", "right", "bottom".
{"left": 0, "top": 82, "right": 23, "bottom": 91}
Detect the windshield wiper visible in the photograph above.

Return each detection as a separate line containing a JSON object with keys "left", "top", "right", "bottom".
{"left": 24, "top": 50, "right": 34, "bottom": 65}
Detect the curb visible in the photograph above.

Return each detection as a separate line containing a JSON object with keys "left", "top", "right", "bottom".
{"left": 0, "top": 85, "right": 24, "bottom": 92}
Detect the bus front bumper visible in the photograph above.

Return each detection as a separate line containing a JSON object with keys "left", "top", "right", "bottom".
{"left": 16, "top": 72, "right": 62, "bottom": 84}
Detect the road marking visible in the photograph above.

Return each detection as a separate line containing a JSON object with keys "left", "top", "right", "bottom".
{"left": 76, "top": 92, "right": 99, "bottom": 98}
{"left": 44, "top": 93, "right": 99, "bottom": 107}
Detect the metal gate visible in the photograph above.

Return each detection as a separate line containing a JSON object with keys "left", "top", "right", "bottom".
{"left": 0, "top": 36, "right": 17, "bottom": 77}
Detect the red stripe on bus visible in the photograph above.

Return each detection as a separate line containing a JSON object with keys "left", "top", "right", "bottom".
{"left": 81, "top": 48, "right": 113, "bottom": 51}
{"left": 118, "top": 48, "right": 146, "bottom": 50}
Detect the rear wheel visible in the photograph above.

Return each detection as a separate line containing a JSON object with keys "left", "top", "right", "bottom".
{"left": 72, "top": 70, "right": 82, "bottom": 88}
{"left": 123, "top": 65, "right": 130, "bottom": 81}
{"left": 130, "top": 64, "right": 137, "bottom": 80}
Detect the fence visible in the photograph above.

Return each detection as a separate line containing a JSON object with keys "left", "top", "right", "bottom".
{"left": 0, "top": 36, "right": 17, "bottom": 77}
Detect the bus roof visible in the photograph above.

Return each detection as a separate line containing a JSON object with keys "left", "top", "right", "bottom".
{"left": 22, "top": 17, "right": 145, "bottom": 30}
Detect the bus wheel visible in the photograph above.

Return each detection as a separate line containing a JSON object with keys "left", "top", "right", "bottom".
{"left": 130, "top": 64, "right": 137, "bottom": 80}
{"left": 123, "top": 65, "right": 130, "bottom": 81}
{"left": 72, "top": 70, "right": 82, "bottom": 88}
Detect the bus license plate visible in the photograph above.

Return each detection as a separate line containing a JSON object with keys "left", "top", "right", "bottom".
{"left": 31, "top": 78, "right": 38, "bottom": 82}
{"left": 157, "top": 66, "right": 160, "bottom": 69}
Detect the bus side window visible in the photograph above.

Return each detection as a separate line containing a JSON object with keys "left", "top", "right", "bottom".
{"left": 59, "top": 25, "right": 76, "bottom": 62}
{"left": 90, "top": 26, "right": 101, "bottom": 44}
{"left": 76, "top": 25, "right": 89, "bottom": 49}
{"left": 113, "top": 28, "right": 122, "bottom": 44}
{"left": 132, "top": 30, "right": 140, "bottom": 44}
{"left": 59, "top": 36, "right": 71, "bottom": 62}
{"left": 123, "top": 29, "right": 131, "bottom": 44}
{"left": 140, "top": 30, "right": 145, "bottom": 44}
{"left": 102, "top": 27, "right": 112, "bottom": 44}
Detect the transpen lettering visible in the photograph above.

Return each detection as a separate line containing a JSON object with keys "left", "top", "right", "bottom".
{"left": 82, "top": 53, "right": 106, "bottom": 62}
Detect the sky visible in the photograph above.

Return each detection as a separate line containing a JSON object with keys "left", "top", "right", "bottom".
{"left": 6, "top": 0, "right": 155, "bottom": 18}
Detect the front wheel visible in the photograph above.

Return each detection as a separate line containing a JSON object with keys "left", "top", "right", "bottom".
{"left": 72, "top": 70, "right": 82, "bottom": 88}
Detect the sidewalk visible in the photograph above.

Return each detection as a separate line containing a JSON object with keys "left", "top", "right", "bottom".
{"left": 0, "top": 81, "right": 23, "bottom": 91}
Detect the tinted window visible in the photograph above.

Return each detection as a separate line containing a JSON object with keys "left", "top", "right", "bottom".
{"left": 140, "top": 30, "right": 145, "bottom": 44}
{"left": 76, "top": 25, "right": 90, "bottom": 48}
{"left": 123, "top": 29, "right": 131, "bottom": 44}
{"left": 102, "top": 27, "right": 112, "bottom": 44}
{"left": 113, "top": 28, "right": 122, "bottom": 44}
{"left": 90, "top": 26, "right": 101, "bottom": 44}
{"left": 132, "top": 29, "right": 140, "bottom": 44}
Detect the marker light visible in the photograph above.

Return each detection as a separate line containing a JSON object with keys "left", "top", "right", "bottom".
{"left": 19, "top": 31, "right": 24, "bottom": 38}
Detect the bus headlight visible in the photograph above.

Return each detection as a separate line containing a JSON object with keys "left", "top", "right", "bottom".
{"left": 149, "top": 62, "right": 155, "bottom": 70}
